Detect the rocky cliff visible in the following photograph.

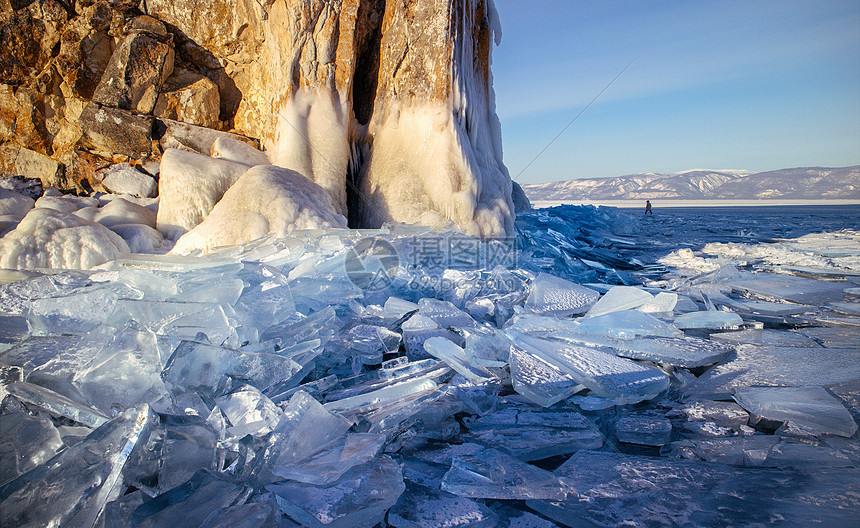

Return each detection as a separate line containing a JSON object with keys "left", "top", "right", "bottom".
{"left": 0, "top": 0, "right": 515, "bottom": 237}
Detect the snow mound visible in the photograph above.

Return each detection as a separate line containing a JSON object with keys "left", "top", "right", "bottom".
{"left": 211, "top": 137, "right": 270, "bottom": 167}
{"left": 0, "top": 189, "right": 35, "bottom": 219}
{"left": 155, "top": 148, "right": 250, "bottom": 240}
{"left": 99, "top": 164, "right": 158, "bottom": 198}
{"left": 34, "top": 192, "right": 99, "bottom": 213}
{"left": 0, "top": 208, "right": 130, "bottom": 270}
{"left": 109, "top": 223, "right": 164, "bottom": 253}
{"left": 74, "top": 197, "right": 157, "bottom": 228}
{"left": 171, "top": 165, "right": 347, "bottom": 255}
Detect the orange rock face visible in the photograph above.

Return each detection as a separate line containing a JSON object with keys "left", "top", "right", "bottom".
{"left": 1, "top": 0, "right": 514, "bottom": 235}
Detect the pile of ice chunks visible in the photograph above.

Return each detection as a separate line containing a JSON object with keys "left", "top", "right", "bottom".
{"left": 0, "top": 204, "right": 858, "bottom": 527}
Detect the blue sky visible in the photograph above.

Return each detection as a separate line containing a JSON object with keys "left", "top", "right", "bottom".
{"left": 491, "top": 0, "right": 860, "bottom": 184}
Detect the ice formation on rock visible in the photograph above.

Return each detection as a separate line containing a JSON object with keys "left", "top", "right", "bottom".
{"left": 171, "top": 166, "right": 347, "bottom": 255}
{"left": 0, "top": 208, "right": 130, "bottom": 269}
{"left": 155, "top": 149, "right": 250, "bottom": 240}
{"left": 143, "top": 0, "right": 515, "bottom": 236}
{"left": 210, "top": 137, "right": 271, "bottom": 167}
{"left": 0, "top": 190, "right": 34, "bottom": 220}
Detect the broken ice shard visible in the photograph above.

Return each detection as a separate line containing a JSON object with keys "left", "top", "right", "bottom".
{"left": 527, "top": 450, "right": 860, "bottom": 527}
{"left": 507, "top": 330, "right": 670, "bottom": 405}
{"left": 638, "top": 291, "right": 678, "bottom": 313}
{"left": 674, "top": 310, "right": 744, "bottom": 330}
{"left": 245, "top": 390, "right": 351, "bottom": 487}
{"left": 0, "top": 405, "right": 158, "bottom": 528}
{"left": 328, "top": 324, "right": 401, "bottom": 366}
{"left": 524, "top": 272, "right": 599, "bottom": 316}
{"left": 462, "top": 401, "right": 602, "bottom": 460}
{"left": 417, "top": 298, "right": 479, "bottom": 329}
{"left": 106, "top": 299, "right": 235, "bottom": 345}
{"left": 196, "top": 501, "right": 281, "bottom": 528}
{"left": 573, "top": 309, "right": 684, "bottom": 339}
{"left": 0, "top": 315, "right": 28, "bottom": 352}
{"left": 153, "top": 414, "right": 218, "bottom": 494}
{"left": 583, "top": 285, "right": 653, "bottom": 318}
{"left": 0, "top": 413, "right": 64, "bottom": 486}
{"left": 508, "top": 345, "right": 584, "bottom": 407}
{"left": 27, "top": 282, "right": 139, "bottom": 336}
{"left": 383, "top": 296, "right": 419, "bottom": 318}
{"left": 214, "top": 384, "right": 282, "bottom": 438}
{"left": 557, "top": 333, "right": 734, "bottom": 368}
{"left": 422, "top": 337, "right": 494, "bottom": 385}
{"left": 268, "top": 456, "right": 405, "bottom": 528}
{"left": 667, "top": 400, "right": 750, "bottom": 430}
{"left": 72, "top": 322, "right": 171, "bottom": 415}
{"left": 726, "top": 274, "right": 847, "bottom": 306}
{"left": 666, "top": 436, "right": 780, "bottom": 466}
{"left": 162, "top": 339, "right": 303, "bottom": 396}
{"left": 125, "top": 469, "right": 251, "bottom": 528}
{"left": 441, "top": 447, "right": 569, "bottom": 500}
{"left": 401, "top": 313, "right": 461, "bottom": 358}
{"left": 710, "top": 328, "right": 821, "bottom": 348}
{"left": 615, "top": 415, "right": 672, "bottom": 446}
{"left": 273, "top": 432, "right": 385, "bottom": 485}
{"left": 259, "top": 305, "right": 339, "bottom": 350}
{"left": 7, "top": 380, "right": 109, "bottom": 428}
{"left": 733, "top": 386, "right": 858, "bottom": 437}
{"left": 688, "top": 346, "right": 860, "bottom": 398}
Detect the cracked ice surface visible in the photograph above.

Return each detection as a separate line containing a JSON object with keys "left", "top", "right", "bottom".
{"left": 1, "top": 204, "right": 859, "bottom": 526}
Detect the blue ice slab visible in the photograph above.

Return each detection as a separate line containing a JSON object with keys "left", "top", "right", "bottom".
{"left": 527, "top": 450, "right": 860, "bottom": 527}
{"left": 462, "top": 401, "right": 602, "bottom": 461}
{"left": 615, "top": 415, "right": 672, "bottom": 446}
{"left": 73, "top": 322, "right": 171, "bottom": 415}
{"left": 0, "top": 271, "right": 92, "bottom": 315}
{"left": 506, "top": 331, "right": 670, "bottom": 405}
{"left": 126, "top": 469, "right": 251, "bottom": 528}
{"left": 273, "top": 433, "right": 385, "bottom": 486}
{"left": 508, "top": 345, "right": 584, "bottom": 407}
{"left": 688, "top": 346, "right": 860, "bottom": 398}
{"left": 28, "top": 282, "right": 141, "bottom": 335}
{"left": 417, "top": 298, "right": 479, "bottom": 329}
{"left": 215, "top": 384, "right": 282, "bottom": 438}
{"left": 574, "top": 309, "right": 683, "bottom": 339}
{"left": 0, "top": 413, "right": 64, "bottom": 487}
{"left": 524, "top": 273, "right": 599, "bottom": 317}
{"left": 674, "top": 310, "right": 744, "bottom": 330}
{"left": 268, "top": 456, "right": 405, "bottom": 528}
{"left": 245, "top": 390, "right": 351, "bottom": 487}
{"left": 423, "top": 337, "right": 494, "bottom": 385}
{"left": 733, "top": 386, "right": 858, "bottom": 438}
{"left": 583, "top": 285, "right": 653, "bottom": 318}
{"left": 0, "top": 405, "right": 159, "bottom": 528}
{"left": 7, "top": 380, "right": 109, "bottom": 428}
{"left": 555, "top": 333, "right": 735, "bottom": 368}
{"left": 441, "top": 447, "right": 569, "bottom": 500}
{"left": 162, "top": 340, "right": 304, "bottom": 397}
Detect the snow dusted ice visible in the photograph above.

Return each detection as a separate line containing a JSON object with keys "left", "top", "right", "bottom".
{"left": 0, "top": 198, "right": 859, "bottom": 527}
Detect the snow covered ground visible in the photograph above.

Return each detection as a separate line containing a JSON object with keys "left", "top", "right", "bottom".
{"left": 1, "top": 202, "right": 859, "bottom": 527}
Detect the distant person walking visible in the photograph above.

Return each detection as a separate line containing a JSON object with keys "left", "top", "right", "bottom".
{"left": 645, "top": 200, "right": 653, "bottom": 214}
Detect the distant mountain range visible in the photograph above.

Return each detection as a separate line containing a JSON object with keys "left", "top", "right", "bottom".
{"left": 522, "top": 166, "right": 860, "bottom": 201}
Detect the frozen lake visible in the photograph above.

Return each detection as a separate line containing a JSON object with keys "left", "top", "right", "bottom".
{"left": 615, "top": 204, "right": 860, "bottom": 271}
{"left": 1, "top": 203, "right": 858, "bottom": 527}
